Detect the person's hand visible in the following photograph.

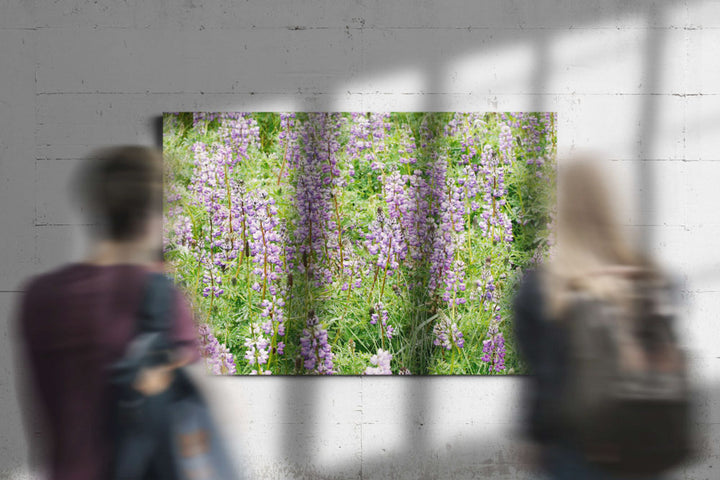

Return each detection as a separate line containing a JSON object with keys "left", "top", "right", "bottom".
{"left": 133, "top": 365, "right": 174, "bottom": 396}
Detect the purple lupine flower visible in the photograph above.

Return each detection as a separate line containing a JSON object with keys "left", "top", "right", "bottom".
{"left": 444, "top": 112, "right": 483, "bottom": 138}
{"left": 444, "top": 113, "right": 486, "bottom": 213}
{"left": 343, "top": 112, "right": 391, "bottom": 171}
{"left": 299, "top": 311, "right": 335, "bottom": 375}
{"left": 369, "top": 303, "right": 396, "bottom": 340}
{"left": 498, "top": 123, "right": 514, "bottom": 165}
{"left": 292, "top": 160, "right": 334, "bottom": 283}
{"left": 201, "top": 269, "right": 224, "bottom": 298}
{"left": 403, "top": 171, "right": 432, "bottom": 261}
{"left": 365, "top": 205, "right": 405, "bottom": 294}
{"left": 258, "top": 295, "right": 287, "bottom": 361}
{"left": 246, "top": 190, "right": 284, "bottom": 296}
{"left": 478, "top": 144, "right": 513, "bottom": 244}
{"left": 346, "top": 112, "right": 372, "bottom": 164}
{"left": 345, "top": 112, "right": 391, "bottom": 177}
{"left": 383, "top": 170, "right": 408, "bottom": 223}
{"left": 461, "top": 164, "right": 482, "bottom": 213}
{"left": 518, "top": 114, "right": 542, "bottom": 166}
{"left": 309, "top": 113, "right": 345, "bottom": 187}
{"left": 432, "top": 315, "right": 465, "bottom": 350}
{"left": 196, "top": 247, "right": 223, "bottom": 298}
{"left": 164, "top": 112, "right": 180, "bottom": 130}
{"left": 458, "top": 133, "right": 477, "bottom": 166}
{"left": 418, "top": 114, "right": 441, "bottom": 151}
{"left": 188, "top": 141, "right": 224, "bottom": 217}
{"left": 193, "top": 112, "right": 223, "bottom": 126}
{"left": 470, "top": 258, "right": 496, "bottom": 310}
{"left": 259, "top": 296, "right": 286, "bottom": 335}
{"left": 186, "top": 141, "right": 247, "bottom": 293}
{"left": 367, "top": 113, "right": 392, "bottom": 171}
{"left": 481, "top": 316, "right": 506, "bottom": 372}
{"left": 172, "top": 215, "right": 194, "bottom": 249}
{"left": 427, "top": 231, "right": 453, "bottom": 295}
{"left": 446, "top": 180, "right": 467, "bottom": 229}
{"left": 444, "top": 113, "right": 463, "bottom": 138}
{"left": 244, "top": 322, "right": 271, "bottom": 375}
{"left": 215, "top": 345, "right": 237, "bottom": 375}
{"left": 243, "top": 188, "right": 288, "bottom": 366}
{"left": 165, "top": 181, "right": 183, "bottom": 204}
{"left": 183, "top": 117, "right": 257, "bottom": 279}
{"left": 499, "top": 112, "right": 522, "bottom": 129}
{"left": 444, "top": 112, "right": 486, "bottom": 139}
{"left": 364, "top": 348, "right": 392, "bottom": 375}
{"left": 198, "top": 324, "right": 237, "bottom": 375}
{"left": 340, "top": 248, "right": 366, "bottom": 292}
{"left": 376, "top": 170, "right": 410, "bottom": 268}
{"left": 304, "top": 113, "right": 349, "bottom": 274}
{"left": 218, "top": 112, "right": 260, "bottom": 165}
{"left": 397, "top": 125, "right": 417, "bottom": 166}
{"left": 513, "top": 112, "right": 554, "bottom": 170}
{"left": 277, "top": 113, "right": 303, "bottom": 181}
{"left": 442, "top": 259, "right": 467, "bottom": 306}
{"left": 291, "top": 113, "right": 343, "bottom": 287}
{"left": 428, "top": 177, "right": 466, "bottom": 305}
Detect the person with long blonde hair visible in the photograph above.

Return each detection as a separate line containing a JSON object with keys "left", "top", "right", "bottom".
{"left": 545, "top": 157, "right": 655, "bottom": 314}
{"left": 514, "top": 157, "right": 681, "bottom": 480}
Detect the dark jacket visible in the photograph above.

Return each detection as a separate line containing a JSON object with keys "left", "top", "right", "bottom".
{"left": 514, "top": 269, "right": 570, "bottom": 444}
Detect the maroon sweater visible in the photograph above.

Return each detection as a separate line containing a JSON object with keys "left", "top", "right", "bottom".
{"left": 17, "top": 264, "right": 199, "bottom": 480}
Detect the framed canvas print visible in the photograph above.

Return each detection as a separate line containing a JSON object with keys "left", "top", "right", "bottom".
{"left": 163, "top": 112, "right": 556, "bottom": 375}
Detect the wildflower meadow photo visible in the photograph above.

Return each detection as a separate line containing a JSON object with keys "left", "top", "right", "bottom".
{"left": 163, "top": 112, "right": 556, "bottom": 375}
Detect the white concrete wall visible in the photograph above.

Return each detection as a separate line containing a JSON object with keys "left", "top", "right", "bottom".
{"left": 1, "top": 1, "right": 719, "bottom": 478}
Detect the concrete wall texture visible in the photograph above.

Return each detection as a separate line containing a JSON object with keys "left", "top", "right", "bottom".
{"left": 1, "top": 1, "right": 719, "bottom": 478}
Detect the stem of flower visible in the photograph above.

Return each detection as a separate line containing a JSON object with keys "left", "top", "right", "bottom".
{"left": 259, "top": 210, "right": 269, "bottom": 300}
{"left": 277, "top": 128, "right": 289, "bottom": 185}
{"left": 379, "top": 236, "right": 393, "bottom": 299}
{"left": 450, "top": 345, "right": 456, "bottom": 374}
{"left": 380, "top": 321, "right": 385, "bottom": 350}
{"left": 332, "top": 194, "right": 344, "bottom": 273}
{"left": 224, "top": 164, "right": 235, "bottom": 253}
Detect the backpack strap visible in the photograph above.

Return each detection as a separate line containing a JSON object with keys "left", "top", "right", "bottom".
{"left": 137, "top": 272, "right": 174, "bottom": 335}
{"left": 131, "top": 272, "right": 175, "bottom": 367}
{"left": 109, "top": 273, "right": 177, "bottom": 480}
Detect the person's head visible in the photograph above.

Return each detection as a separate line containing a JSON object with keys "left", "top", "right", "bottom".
{"left": 76, "top": 146, "right": 164, "bottom": 256}
{"left": 554, "top": 156, "right": 634, "bottom": 265}
{"left": 547, "top": 155, "right": 651, "bottom": 313}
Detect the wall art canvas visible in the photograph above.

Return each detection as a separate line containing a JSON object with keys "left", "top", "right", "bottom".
{"left": 163, "top": 112, "right": 556, "bottom": 375}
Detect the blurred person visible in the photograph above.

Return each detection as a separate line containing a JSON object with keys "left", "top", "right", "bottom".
{"left": 15, "top": 146, "right": 199, "bottom": 480}
{"left": 514, "top": 157, "right": 692, "bottom": 480}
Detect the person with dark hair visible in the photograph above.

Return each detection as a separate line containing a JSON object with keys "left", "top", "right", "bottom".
{"left": 16, "top": 146, "right": 199, "bottom": 480}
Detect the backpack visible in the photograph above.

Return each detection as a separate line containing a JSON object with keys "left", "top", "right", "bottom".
{"left": 560, "top": 272, "right": 693, "bottom": 475}
{"left": 109, "top": 272, "right": 239, "bottom": 480}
